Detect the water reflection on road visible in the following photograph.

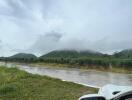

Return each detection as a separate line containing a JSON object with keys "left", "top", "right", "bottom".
{"left": 1, "top": 62, "right": 132, "bottom": 88}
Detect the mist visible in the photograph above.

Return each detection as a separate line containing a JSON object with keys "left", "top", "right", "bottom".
{"left": 0, "top": 0, "right": 132, "bottom": 56}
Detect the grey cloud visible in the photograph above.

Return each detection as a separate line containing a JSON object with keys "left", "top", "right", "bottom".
{"left": 0, "top": 40, "right": 2, "bottom": 49}
{"left": 0, "top": 0, "right": 132, "bottom": 56}
{"left": 29, "top": 35, "right": 132, "bottom": 55}
{"left": 0, "top": 40, "right": 18, "bottom": 56}
{"left": 3, "top": 0, "right": 34, "bottom": 20}
{"left": 90, "top": 38, "right": 132, "bottom": 54}
{"left": 3, "top": 0, "right": 58, "bottom": 20}
{"left": 28, "top": 32, "right": 63, "bottom": 55}
{"left": 44, "top": 32, "right": 62, "bottom": 42}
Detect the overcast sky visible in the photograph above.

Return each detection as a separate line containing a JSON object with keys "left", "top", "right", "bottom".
{"left": 0, "top": 0, "right": 132, "bottom": 56}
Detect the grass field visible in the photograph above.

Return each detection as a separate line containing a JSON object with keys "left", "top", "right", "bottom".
{"left": 0, "top": 66, "right": 97, "bottom": 100}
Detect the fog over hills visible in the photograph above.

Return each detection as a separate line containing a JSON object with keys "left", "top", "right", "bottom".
{"left": 0, "top": 0, "right": 132, "bottom": 56}
{"left": 5, "top": 48, "right": 132, "bottom": 59}
{"left": 40, "top": 49, "right": 103, "bottom": 58}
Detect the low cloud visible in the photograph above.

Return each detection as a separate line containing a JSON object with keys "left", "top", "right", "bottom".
{"left": 28, "top": 34, "right": 132, "bottom": 55}
{"left": 0, "top": 0, "right": 132, "bottom": 56}
{"left": 28, "top": 32, "right": 63, "bottom": 55}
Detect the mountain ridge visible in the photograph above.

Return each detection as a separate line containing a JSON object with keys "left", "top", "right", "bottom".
{"left": 40, "top": 49, "right": 103, "bottom": 58}
{"left": 9, "top": 53, "right": 37, "bottom": 59}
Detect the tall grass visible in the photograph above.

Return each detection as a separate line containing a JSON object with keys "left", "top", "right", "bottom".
{"left": 0, "top": 66, "right": 97, "bottom": 100}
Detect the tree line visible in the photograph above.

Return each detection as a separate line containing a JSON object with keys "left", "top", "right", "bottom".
{"left": 1, "top": 56, "right": 132, "bottom": 70}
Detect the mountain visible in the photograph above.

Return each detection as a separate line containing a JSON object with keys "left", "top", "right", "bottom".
{"left": 114, "top": 49, "right": 132, "bottom": 58}
{"left": 9, "top": 53, "right": 37, "bottom": 60}
{"left": 79, "top": 50, "right": 103, "bottom": 57}
{"left": 40, "top": 50, "right": 103, "bottom": 58}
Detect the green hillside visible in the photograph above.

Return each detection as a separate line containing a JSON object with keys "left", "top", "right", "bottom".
{"left": 10, "top": 53, "right": 37, "bottom": 59}
{"left": 40, "top": 50, "right": 103, "bottom": 58}
{"left": 114, "top": 49, "right": 132, "bottom": 59}
{"left": 0, "top": 49, "right": 132, "bottom": 71}
{"left": 38, "top": 50, "right": 132, "bottom": 71}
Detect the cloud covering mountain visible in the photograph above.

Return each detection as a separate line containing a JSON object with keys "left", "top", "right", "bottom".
{"left": 0, "top": 0, "right": 132, "bottom": 56}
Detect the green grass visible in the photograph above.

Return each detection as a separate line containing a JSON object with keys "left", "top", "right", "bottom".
{"left": 0, "top": 66, "right": 97, "bottom": 100}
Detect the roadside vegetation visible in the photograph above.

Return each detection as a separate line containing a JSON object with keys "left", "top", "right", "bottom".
{"left": 0, "top": 66, "right": 97, "bottom": 100}
{"left": 0, "top": 49, "right": 132, "bottom": 73}
{"left": 30, "top": 62, "right": 132, "bottom": 74}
